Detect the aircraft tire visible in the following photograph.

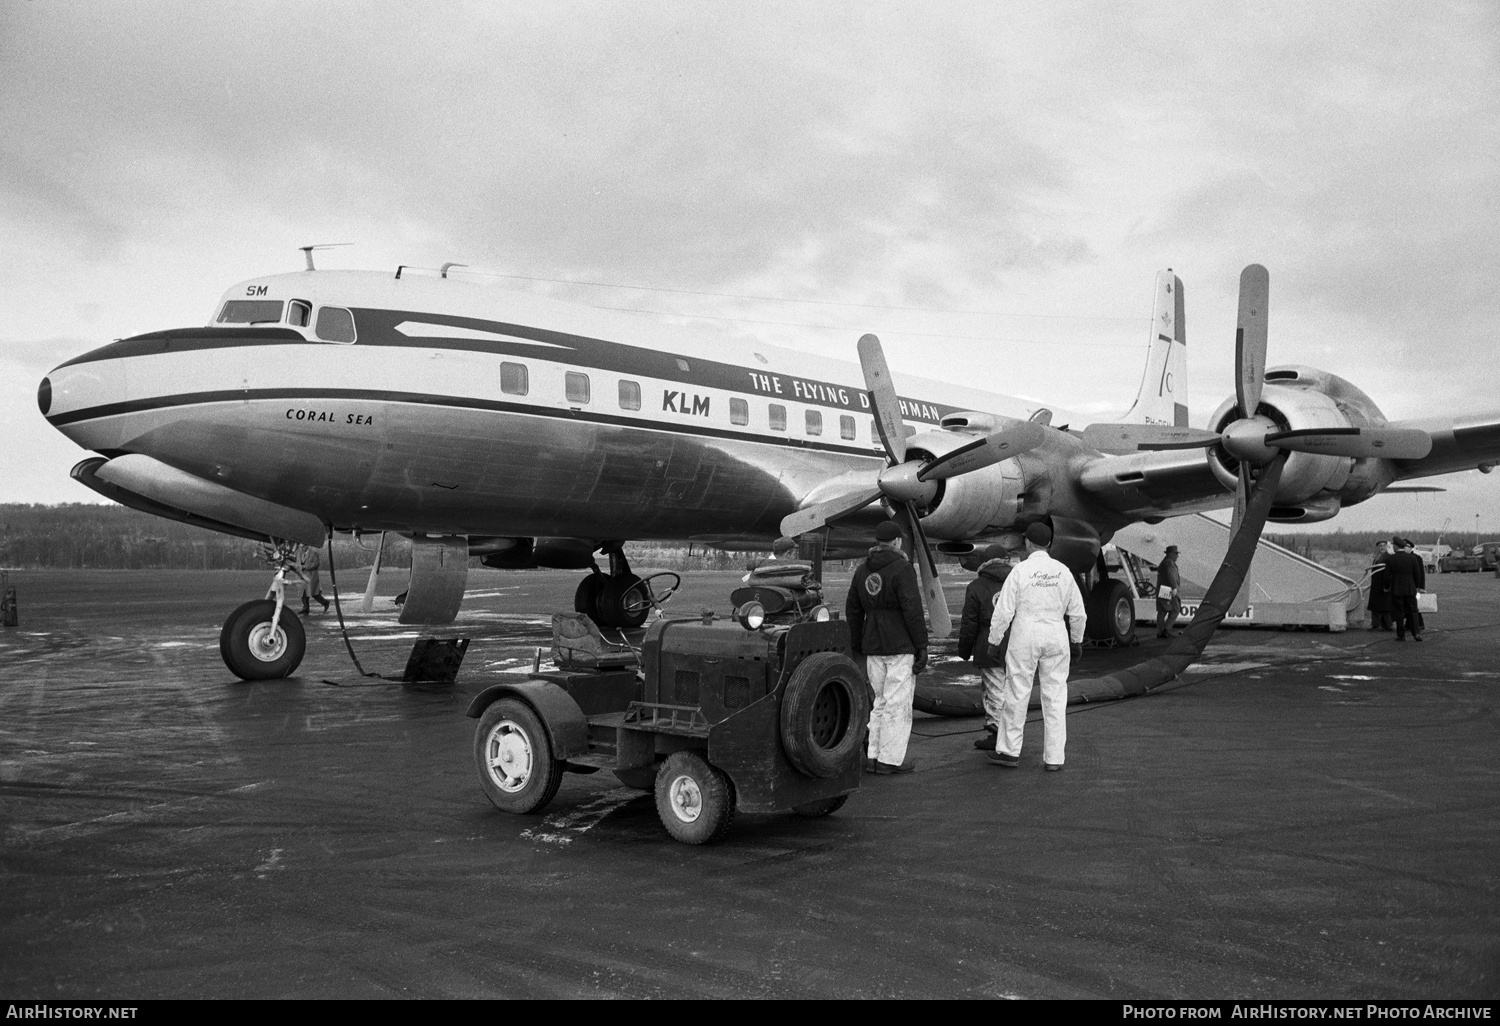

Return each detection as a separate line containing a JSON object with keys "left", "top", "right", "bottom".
{"left": 474, "top": 698, "right": 563, "bottom": 815}
{"left": 574, "top": 572, "right": 605, "bottom": 620}
{"left": 779, "top": 652, "right": 870, "bottom": 779}
{"left": 1086, "top": 579, "right": 1136, "bottom": 646}
{"left": 655, "top": 751, "right": 735, "bottom": 845}
{"left": 791, "top": 794, "right": 849, "bottom": 818}
{"left": 596, "top": 573, "right": 650, "bottom": 629}
{"left": 219, "top": 599, "right": 305, "bottom": 680}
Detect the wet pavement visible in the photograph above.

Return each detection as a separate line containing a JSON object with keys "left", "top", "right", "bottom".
{"left": 1, "top": 567, "right": 1497, "bottom": 998}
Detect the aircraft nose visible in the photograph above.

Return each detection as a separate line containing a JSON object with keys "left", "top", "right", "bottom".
{"left": 38, "top": 375, "right": 51, "bottom": 416}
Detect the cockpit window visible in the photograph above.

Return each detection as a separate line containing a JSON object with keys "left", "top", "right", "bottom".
{"left": 315, "top": 306, "right": 357, "bottom": 344}
{"left": 217, "top": 300, "right": 284, "bottom": 324}
{"left": 288, "top": 300, "right": 312, "bottom": 327}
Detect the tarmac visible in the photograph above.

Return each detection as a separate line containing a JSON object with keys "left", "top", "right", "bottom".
{"left": 1, "top": 566, "right": 1498, "bottom": 999}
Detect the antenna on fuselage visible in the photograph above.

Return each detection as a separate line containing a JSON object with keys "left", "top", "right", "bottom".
{"left": 440, "top": 263, "right": 467, "bottom": 278}
{"left": 298, "top": 243, "right": 352, "bottom": 271}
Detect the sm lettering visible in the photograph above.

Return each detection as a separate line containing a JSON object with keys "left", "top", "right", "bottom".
{"left": 662, "top": 391, "right": 710, "bottom": 416}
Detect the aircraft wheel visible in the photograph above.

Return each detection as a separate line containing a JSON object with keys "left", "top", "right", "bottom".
{"left": 474, "top": 699, "right": 563, "bottom": 815}
{"left": 792, "top": 794, "right": 849, "bottom": 818}
{"left": 655, "top": 751, "right": 735, "bottom": 844}
{"left": 780, "top": 652, "right": 870, "bottom": 778}
{"left": 219, "top": 599, "right": 306, "bottom": 680}
{"left": 596, "top": 573, "right": 649, "bottom": 629}
{"left": 574, "top": 572, "right": 605, "bottom": 620}
{"left": 1086, "top": 579, "right": 1136, "bottom": 646}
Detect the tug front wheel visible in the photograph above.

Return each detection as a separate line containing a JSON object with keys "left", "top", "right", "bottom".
{"left": 655, "top": 751, "right": 735, "bottom": 845}
{"left": 220, "top": 599, "right": 306, "bottom": 680}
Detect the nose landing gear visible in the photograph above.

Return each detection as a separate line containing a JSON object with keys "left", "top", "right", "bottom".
{"left": 219, "top": 543, "right": 309, "bottom": 680}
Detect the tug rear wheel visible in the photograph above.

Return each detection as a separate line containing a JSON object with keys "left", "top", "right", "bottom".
{"left": 220, "top": 599, "right": 305, "bottom": 680}
{"left": 474, "top": 699, "right": 563, "bottom": 815}
{"left": 655, "top": 751, "right": 735, "bottom": 844}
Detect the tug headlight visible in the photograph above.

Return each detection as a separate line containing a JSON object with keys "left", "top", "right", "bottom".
{"left": 809, "top": 604, "right": 831, "bottom": 622}
{"left": 734, "top": 601, "right": 766, "bottom": 630}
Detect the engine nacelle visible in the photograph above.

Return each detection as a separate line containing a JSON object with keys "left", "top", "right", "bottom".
{"left": 1046, "top": 516, "right": 1101, "bottom": 576}
{"left": 903, "top": 428, "right": 1027, "bottom": 539}
{"left": 1206, "top": 366, "right": 1381, "bottom": 504}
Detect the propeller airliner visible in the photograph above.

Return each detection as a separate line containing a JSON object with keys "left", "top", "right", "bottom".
{"left": 37, "top": 258, "right": 1500, "bottom": 679}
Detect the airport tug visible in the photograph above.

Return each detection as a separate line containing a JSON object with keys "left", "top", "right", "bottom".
{"left": 466, "top": 564, "right": 869, "bottom": 844}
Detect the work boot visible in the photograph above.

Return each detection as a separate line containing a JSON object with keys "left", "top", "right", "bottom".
{"left": 973, "top": 726, "right": 999, "bottom": 750}
{"left": 318, "top": 594, "right": 330, "bottom": 613}
{"left": 986, "top": 751, "right": 1019, "bottom": 768}
{"left": 300, "top": 598, "right": 310, "bottom": 615}
{"left": 1044, "top": 763, "right": 1064, "bottom": 772}
{"left": 873, "top": 757, "right": 916, "bottom": 774}
{"left": 864, "top": 757, "right": 877, "bottom": 773}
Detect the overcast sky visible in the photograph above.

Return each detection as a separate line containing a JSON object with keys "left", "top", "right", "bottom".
{"left": 3, "top": 1, "right": 1496, "bottom": 536}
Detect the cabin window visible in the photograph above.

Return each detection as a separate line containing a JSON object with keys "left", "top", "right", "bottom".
{"left": 500, "top": 362, "right": 528, "bottom": 396}
{"left": 566, "top": 371, "right": 591, "bottom": 404}
{"left": 618, "top": 379, "right": 641, "bottom": 411}
{"left": 840, "top": 415, "right": 856, "bottom": 441}
{"left": 769, "top": 404, "right": 787, "bottom": 431}
{"left": 288, "top": 300, "right": 311, "bottom": 327}
{"left": 675, "top": 358, "right": 690, "bottom": 373}
{"left": 730, "top": 397, "right": 749, "bottom": 426}
{"left": 805, "top": 410, "right": 823, "bottom": 436}
{"left": 217, "top": 300, "right": 284, "bottom": 324}
{"left": 315, "top": 306, "right": 357, "bottom": 344}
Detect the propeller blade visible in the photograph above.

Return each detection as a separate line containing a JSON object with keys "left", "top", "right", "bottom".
{"left": 1263, "top": 426, "right": 1433, "bottom": 460}
{"left": 1029, "top": 408, "right": 1053, "bottom": 425}
{"left": 1229, "top": 463, "right": 1254, "bottom": 615}
{"left": 779, "top": 486, "right": 884, "bottom": 539}
{"left": 1082, "top": 423, "right": 1222, "bottom": 453}
{"left": 1234, "top": 264, "right": 1269, "bottom": 420}
{"left": 895, "top": 501, "right": 951, "bottom": 639}
{"left": 858, "top": 333, "right": 906, "bottom": 465}
{"left": 917, "top": 421, "right": 1047, "bottom": 481}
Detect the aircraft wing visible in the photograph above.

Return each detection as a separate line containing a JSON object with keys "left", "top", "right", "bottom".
{"left": 1384, "top": 412, "right": 1500, "bottom": 480}
{"left": 1075, "top": 448, "right": 1231, "bottom": 520}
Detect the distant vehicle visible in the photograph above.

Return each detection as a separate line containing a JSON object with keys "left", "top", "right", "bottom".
{"left": 1478, "top": 542, "right": 1500, "bottom": 572}
{"left": 1439, "top": 543, "right": 1499, "bottom": 573}
{"left": 1414, "top": 544, "right": 1449, "bottom": 572}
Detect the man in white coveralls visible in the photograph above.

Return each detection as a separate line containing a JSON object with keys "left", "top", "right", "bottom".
{"left": 985, "top": 522, "right": 1087, "bottom": 772}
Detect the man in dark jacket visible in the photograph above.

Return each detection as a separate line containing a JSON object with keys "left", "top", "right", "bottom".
{"left": 957, "top": 557, "right": 1012, "bottom": 750}
{"left": 846, "top": 520, "right": 929, "bottom": 774}
{"left": 1381, "top": 536, "right": 1426, "bottom": 641}
{"left": 1154, "top": 545, "right": 1182, "bottom": 638}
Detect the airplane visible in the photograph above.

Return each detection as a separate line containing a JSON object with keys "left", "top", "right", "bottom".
{"left": 36, "top": 255, "right": 1500, "bottom": 680}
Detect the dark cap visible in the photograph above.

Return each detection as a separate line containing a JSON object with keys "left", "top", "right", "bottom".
{"left": 874, "top": 521, "right": 902, "bottom": 542}
{"left": 1391, "top": 535, "right": 1403, "bottom": 546}
{"left": 1024, "top": 522, "right": 1052, "bottom": 547}
{"left": 1165, "top": 545, "right": 1179, "bottom": 554}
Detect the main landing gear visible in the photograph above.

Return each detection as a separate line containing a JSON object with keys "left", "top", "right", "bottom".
{"left": 219, "top": 544, "right": 308, "bottom": 680}
{"left": 573, "top": 544, "right": 681, "bottom": 629}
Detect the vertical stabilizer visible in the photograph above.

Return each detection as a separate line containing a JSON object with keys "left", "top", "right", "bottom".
{"left": 1121, "top": 270, "right": 1188, "bottom": 426}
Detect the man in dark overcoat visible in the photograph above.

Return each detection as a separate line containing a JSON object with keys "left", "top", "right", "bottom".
{"left": 957, "top": 556, "right": 1012, "bottom": 750}
{"left": 1381, "top": 536, "right": 1426, "bottom": 641}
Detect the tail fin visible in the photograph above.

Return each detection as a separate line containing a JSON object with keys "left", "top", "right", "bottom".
{"left": 1121, "top": 270, "right": 1188, "bottom": 426}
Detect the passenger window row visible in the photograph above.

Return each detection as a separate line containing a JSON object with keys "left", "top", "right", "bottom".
{"left": 501, "top": 362, "right": 862, "bottom": 441}
{"left": 215, "top": 300, "right": 875, "bottom": 442}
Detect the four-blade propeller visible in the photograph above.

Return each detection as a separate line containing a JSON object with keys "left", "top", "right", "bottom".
{"left": 778, "top": 332, "right": 1046, "bottom": 639}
